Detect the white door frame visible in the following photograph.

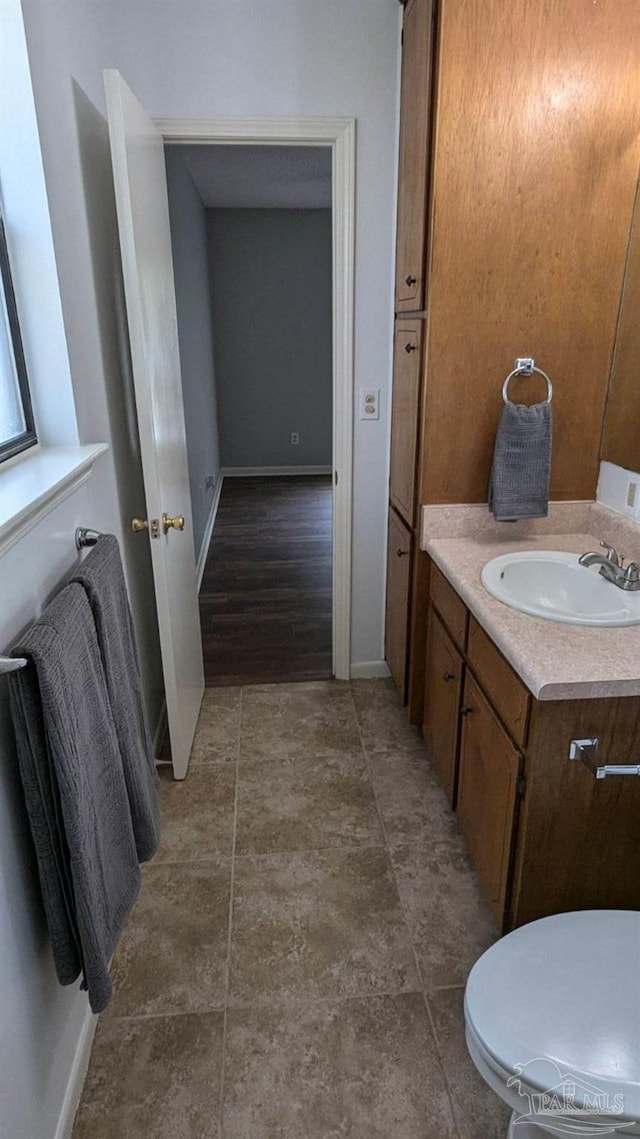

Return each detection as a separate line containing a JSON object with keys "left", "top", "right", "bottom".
{"left": 157, "top": 116, "right": 355, "bottom": 679}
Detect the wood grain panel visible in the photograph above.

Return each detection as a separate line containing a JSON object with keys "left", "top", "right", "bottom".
{"left": 601, "top": 179, "right": 640, "bottom": 473}
{"left": 468, "top": 617, "right": 530, "bottom": 748}
{"left": 389, "top": 320, "right": 423, "bottom": 525}
{"left": 395, "top": 0, "right": 434, "bottom": 311}
{"left": 420, "top": 0, "right": 640, "bottom": 504}
{"left": 423, "top": 606, "right": 464, "bottom": 804}
{"left": 429, "top": 564, "right": 468, "bottom": 651}
{"left": 385, "top": 507, "right": 413, "bottom": 697}
{"left": 510, "top": 695, "right": 640, "bottom": 929}
{"left": 456, "top": 673, "right": 522, "bottom": 925}
{"left": 407, "top": 548, "right": 431, "bottom": 722}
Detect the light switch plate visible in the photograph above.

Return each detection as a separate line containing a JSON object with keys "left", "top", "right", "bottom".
{"left": 360, "top": 388, "right": 380, "bottom": 420}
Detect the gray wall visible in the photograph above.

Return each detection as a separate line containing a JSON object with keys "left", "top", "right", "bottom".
{"left": 208, "top": 208, "right": 332, "bottom": 468}
{"left": 165, "top": 148, "right": 221, "bottom": 559}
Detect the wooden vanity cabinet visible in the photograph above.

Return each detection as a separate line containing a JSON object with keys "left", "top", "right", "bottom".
{"left": 456, "top": 673, "right": 523, "bottom": 925}
{"left": 422, "top": 605, "right": 464, "bottom": 804}
{"left": 422, "top": 563, "right": 640, "bottom": 932}
{"left": 385, "top": 508, "right": 413, "bottom": 695}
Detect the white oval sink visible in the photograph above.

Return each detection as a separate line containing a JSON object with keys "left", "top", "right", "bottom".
{"left": 481, "top": 551, "right": 640, "bottom": 626}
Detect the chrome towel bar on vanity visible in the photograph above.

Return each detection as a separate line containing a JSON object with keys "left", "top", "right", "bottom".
{"left": 0, "top": 526, "right": 105, "bottom": 675}
{"left": 570, "top": 738, "right": 640, "bottom": 780}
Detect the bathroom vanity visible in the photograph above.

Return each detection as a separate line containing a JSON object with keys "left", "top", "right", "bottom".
{"left": 420, "top": 507, "right": 640, "bottom": 933}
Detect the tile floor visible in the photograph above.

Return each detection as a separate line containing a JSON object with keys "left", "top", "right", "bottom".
{"left": 73, "top": 679, "right": 510, "bottom": 1139}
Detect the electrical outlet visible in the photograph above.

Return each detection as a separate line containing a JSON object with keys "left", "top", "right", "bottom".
{"left": 626, "top": 480, "right": 637, "bottom": 510}
{"left": 291, "top": 432, "right": 300, "bottom": 445}
{"left": 360, "top": 388, "right": 380, "bottom": 420}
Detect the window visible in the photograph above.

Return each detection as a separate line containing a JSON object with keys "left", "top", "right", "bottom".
{"left": 0, "top": 215, "right": 37, "bottom": 462}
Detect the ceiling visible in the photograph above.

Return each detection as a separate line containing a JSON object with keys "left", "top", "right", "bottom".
{"left": 173, "top": 144, "right": 332, "bottom": 209}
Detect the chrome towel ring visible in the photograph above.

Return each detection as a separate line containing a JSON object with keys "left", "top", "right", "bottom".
{"left": 502, "top": 357, "right": 553, "bottom": 405}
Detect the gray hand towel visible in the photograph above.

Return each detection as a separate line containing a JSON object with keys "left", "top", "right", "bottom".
{"left": 72, "top": 534, "right": 160, "bottom": 862}
{"left": 9, "top": 670, "right": 83, "bottom": 985}
{"left": 9, "top": 583, "right": 141, "bottom": 1012}
{"left": 488, "top": 400, "right": 553, "bottom": 521}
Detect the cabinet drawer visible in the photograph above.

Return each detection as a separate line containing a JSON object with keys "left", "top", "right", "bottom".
{"left": 468, "top": 617, "right": 530, "bottom": 748}
{"left": 430, "top": 564, "right": 468, "bottom": 652}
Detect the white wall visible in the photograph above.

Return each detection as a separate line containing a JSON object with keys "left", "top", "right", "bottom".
{"left": 165, "top": 148, "right": 221, "bottom": 559}
{"left": 110, "top": 0, "right": 401, "bottom": 667}
{"left": 208, "top": 208, "right": 332, "bottom": 470}
{"left": 0, "top": 2, "right": 164, "bottom": 1134}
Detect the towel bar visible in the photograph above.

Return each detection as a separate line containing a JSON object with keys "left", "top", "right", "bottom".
{"left": 0, "top": 656, "right": 27, "bottom": 674}
{"left": 569, "top": 737, "right": 640, "bottom": 780}
{"left": 75, "top": 527, "right": 103, "bottom": 549}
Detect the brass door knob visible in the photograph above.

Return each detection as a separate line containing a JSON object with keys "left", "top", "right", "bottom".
{"left": 162, "top": 512, "right": 185, "bottom": 535}
{"left": 131, "top": 518, "right": 149, "bottom": 533}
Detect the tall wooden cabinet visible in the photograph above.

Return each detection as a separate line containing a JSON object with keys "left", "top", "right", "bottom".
{"left": 385, "top": 0, "right": 640, "bottom": 713}
{"left": 386, "top": 0, "right": 435, "bottom": 696}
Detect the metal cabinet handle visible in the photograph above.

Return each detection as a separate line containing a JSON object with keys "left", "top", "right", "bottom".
{"left": 442, "top": 671, "right": 456, "bottom": 683}
{"left": 396, "top": 548, "right": 409, "bottom": 558}
{"left": 405, "top": 275, "right": 417, "bottom": 286}
{"left": 570, "top": 738, "right": 640, "bottom": 780}
{"left": 404, "top": 343, "right": 417, "bottom": 354}
{"left": 460, "top": 705, "right": 474, "bottom": 717}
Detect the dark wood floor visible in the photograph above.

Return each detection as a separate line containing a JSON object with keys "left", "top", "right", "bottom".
{"left": 200, "top": 475, "right": 333, "bottom": 686}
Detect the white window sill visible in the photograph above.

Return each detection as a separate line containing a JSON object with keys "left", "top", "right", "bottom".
{"left": 0, "top": 444, "right": 108, "bottom": 556}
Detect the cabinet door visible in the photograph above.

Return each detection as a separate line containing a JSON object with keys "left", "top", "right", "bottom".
{"left": 389, "top": 320, "right": 423, "bottom": 525}
{"left": 423, "top": 606, "right": 463, "bottom": 805}
{"left": 385, "top": 508, "right": 413, "bottom": 697}
{"left": 456, "top": 673, "right": 522, "bottom": 925}
{"left": 395, "top": 0, "right": 434, "bottom": 311}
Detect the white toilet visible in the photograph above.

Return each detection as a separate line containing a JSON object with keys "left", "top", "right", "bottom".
{"left": 464, "top": 910, "right": 640, "bottom": 1137}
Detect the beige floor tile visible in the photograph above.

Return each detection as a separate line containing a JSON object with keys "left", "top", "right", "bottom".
{"left": 428, "top": 987, "right": 512, "bottom": 1139}
{"left": 391, "top": 838, "right": 499, "bottom": 990}
{"left": 156, "top": 766, "right": 236, "bottom": 861}
{"left": 109, "top": 862, "right": 231, "bottom": 1017}
{"left": 229, "top": 847, "right": 419, "bottom": 1007}
{"left": 235, "top": 752, "right": 383, "bottom": 854}
{"left": 368, "top": 748, "right": 459, "bottom": 845}
{"left": 191, "top": 688, "right": 242, "bottom": 764}
{"left": 222, "top": 993, "right": 458, "bottom": 1139}
{"left": 351, "top": 679, "right": 423, "bottom": 753}
{"left": 73, "top": 1013, "right": 224, "bottom": 1139}
{"left": 240, "top": 680, "right": 363, "bottom": 763}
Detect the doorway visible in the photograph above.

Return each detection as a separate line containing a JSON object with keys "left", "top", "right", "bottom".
{"left": 158, "top": 118, "right": 354, "bottom": 684}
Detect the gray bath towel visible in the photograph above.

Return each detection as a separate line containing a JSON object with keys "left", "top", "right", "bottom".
{"left": 488, "top": 400, "right": 553, "bottom": 521}
{"left": 72, "top": 535, "right": 160, "bottom": 862}
{"left": 9, "top": 583, "right": 140, "bottom": 1012}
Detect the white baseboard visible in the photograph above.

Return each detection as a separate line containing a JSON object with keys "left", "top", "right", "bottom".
{"left": 54, "top": 1004, "right": 97, "bottom": 1139}
{"left": 221, "top": 465, "right": 332, "bottom": 477}
{"left": 350, "top": 660, "right": 391, "bottom": 679}
{"left": 196, "top": 472, "right": 224, "bottom": 591}
{"left": 152, "top": 699, "right": 168, "bottom": 762}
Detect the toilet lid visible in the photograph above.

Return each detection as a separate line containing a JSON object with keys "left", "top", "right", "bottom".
{"left": 465, "top": 911, "right": 640, "bottom": 1122}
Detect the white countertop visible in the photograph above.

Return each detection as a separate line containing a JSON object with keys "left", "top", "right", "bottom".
{"left": 420, "top": 503, "right": 640, "bottom": 701}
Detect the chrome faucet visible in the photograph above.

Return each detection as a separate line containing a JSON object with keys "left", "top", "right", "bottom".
{"left": 578, "top": 541, "right": 640, "bottom": 592}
